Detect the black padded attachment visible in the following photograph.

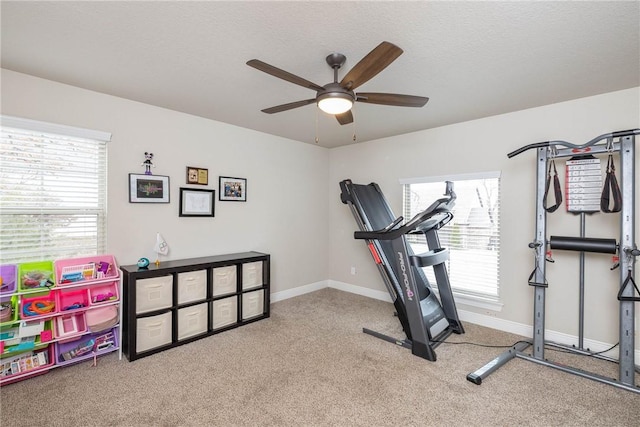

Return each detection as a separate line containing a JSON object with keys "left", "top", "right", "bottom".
{"left": 549, "top": 236, "right": 617, "bottom": 254}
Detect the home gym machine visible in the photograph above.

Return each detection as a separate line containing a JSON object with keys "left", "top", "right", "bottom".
{"left": 339, "top": 179, "right": 464, "bottom": 361}
{"left": 467, "top": 128, "right": 640, "bottom": 394}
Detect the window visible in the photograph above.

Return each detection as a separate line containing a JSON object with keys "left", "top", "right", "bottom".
{"left": 0, "top": 116, "right": 110, "bottom": 263}
{"left": 401, "top": 172, "right": 501, "bottom": 308}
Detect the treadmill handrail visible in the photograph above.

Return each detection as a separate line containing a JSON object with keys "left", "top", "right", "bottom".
{"left": 354, "top": 207, "right": 452, "bottom": 241}
{"left": 354, "top": 181, "right": 455, "bottom": 241}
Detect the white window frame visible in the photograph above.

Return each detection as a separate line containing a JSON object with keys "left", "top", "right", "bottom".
{"left": 0, "top": 115, "right": 111, "bottom": 263}
{"left": 400, "top": 171, "right": 503, "bottom": 311}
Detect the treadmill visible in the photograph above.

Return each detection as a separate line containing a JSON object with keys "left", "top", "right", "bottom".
{"left": 339, "top": 179, "right": 464, "bottom": 361}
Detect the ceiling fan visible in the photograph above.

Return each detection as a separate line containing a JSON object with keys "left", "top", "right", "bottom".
{"left": 246, "top": 41, "right": 429, "bottom": 125}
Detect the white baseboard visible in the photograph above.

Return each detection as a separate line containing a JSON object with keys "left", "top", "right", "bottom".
{"left": 327, "top": 280, "right": 392, "bottom": 302}
{"left": 270, "top": 280, "right": 328, "bottom": 303}
{"left": 272, "top": 280, "right": 640, "bottom": 360}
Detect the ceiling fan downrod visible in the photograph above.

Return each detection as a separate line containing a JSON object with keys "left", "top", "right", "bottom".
{"left": 325, "top": 53, "right": 346, "bottom": 83}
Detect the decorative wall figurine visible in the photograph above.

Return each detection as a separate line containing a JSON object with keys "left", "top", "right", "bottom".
{"left": 142, "top": 152, "right": 154, "bottom": 175}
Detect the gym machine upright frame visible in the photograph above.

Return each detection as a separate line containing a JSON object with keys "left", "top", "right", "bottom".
{"left": 467, "top": 128, "right": 640, "bottom": 394}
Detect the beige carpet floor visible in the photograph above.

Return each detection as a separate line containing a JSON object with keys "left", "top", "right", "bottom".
{"left": 1, "top": 288, "right": 638, "bottom": 426}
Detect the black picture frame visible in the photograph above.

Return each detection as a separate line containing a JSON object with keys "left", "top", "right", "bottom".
{"left": 219, "top": 176, "right": 247, "bottom": 202}
{"left": 179, "top": 188, "right": 215, "bottom": 217}
{"left": 129, "top": 174, "right": 170, "bottom": 203}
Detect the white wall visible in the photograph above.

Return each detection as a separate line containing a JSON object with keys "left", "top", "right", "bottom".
{"left": 329, "top": 87, "right": 640, "bottom": 347}
{"left": 1, "top": 69, "right": 330, "bottom": 294}
{"left": 3, "top": 68, "right": 639, "bottom": 350}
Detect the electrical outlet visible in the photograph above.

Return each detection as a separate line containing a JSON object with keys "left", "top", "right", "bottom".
{"left": 350, "top": 266, "right": 356, "bottom": 275}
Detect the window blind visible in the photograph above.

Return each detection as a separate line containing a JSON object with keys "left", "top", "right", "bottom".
{"left": 402, "top": 174, "right": 501, "bottom": 302}
{"left": 0, "top": 116, "right": 109, "bottom": 263}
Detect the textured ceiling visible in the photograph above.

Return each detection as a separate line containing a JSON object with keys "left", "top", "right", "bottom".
{"left": 1, "top": 1, "right": 639, "bottom": 148}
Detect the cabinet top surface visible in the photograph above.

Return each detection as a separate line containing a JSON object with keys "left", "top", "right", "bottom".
{"left": 119, "top": 251, "right": 269, "bottom": 275}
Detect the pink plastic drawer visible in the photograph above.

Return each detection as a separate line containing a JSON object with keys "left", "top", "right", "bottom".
{"left": 88, "top": 281, "right": 119, "bottom": 306}
{"left": 19, "top": 291, "right": 57, "bottom": 320}
{"left": 54, "top": 255, "right": 119, "bottom": 286}
{"left": 56, "top": 288, "right": 90, "bottom": 312}
{"left": 55, "top": 312, "right": 88, "bottom": 341}
{"left": 0, "top": 344, "right": 54, "bottom": 386}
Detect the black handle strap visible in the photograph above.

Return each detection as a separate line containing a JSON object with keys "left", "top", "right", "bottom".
{"left": 528, "top": 265, "right": 548, "bottom": 288}
{"left": 543, "top": 160, "right": 562, "bottom": 213}
{"left": 617, "top": 270, "right": 640, "bottom": 301}
{"left": 601, "top": 154, "right": 622, "bottom": 213}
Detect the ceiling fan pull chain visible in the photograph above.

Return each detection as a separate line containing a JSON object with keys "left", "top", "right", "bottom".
{"left": 315, "top": 108, "right": 319, "bottom": 144}
{"left": 352, "top": 107, "right": 357, "bottom": 142}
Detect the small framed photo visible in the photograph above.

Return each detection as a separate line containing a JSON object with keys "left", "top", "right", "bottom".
{"left": 219, "top": 176, "right": 247, "bottom": 202}
{"left": 179, "top": 188, "right": 215, "bottom": 217}
{"left": 129, "top": 174, "right": 170, "bottom": 203}
{"left": 186, "top": 166, "right": 208, "bottom": 185}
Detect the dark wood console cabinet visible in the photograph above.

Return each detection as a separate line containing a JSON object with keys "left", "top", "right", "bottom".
{"left": 120, "top": 252, "right": 270, "bottom": 361}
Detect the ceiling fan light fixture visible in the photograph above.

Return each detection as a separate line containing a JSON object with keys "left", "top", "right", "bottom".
{"left": 317, "top": 92, "right": 353, "bottom": 115}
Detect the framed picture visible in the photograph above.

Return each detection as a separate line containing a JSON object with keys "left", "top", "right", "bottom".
{"left": 186, "top": 166, "right": 208, "bottom": 185}
{"left": 179, "top": 188, "right": 215, "bottom": 217}
{"left": 219, "top": 176, "right": 247, "bottom": 202}
{"left": 129, "top": 174, "right": 170, "bottom": 203}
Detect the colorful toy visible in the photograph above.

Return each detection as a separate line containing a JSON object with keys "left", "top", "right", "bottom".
{"left": 141, "top": 152, "right": 154, "bottom": 175}
{"left": 95, "top": 261, "right": 111, "bottom": 279}
{"left": 22, "top": 271, "right": 54, "bottom": 288}
{"left": 92, "top": 293, "right": 115, "bottom": 303}
{"left": 60, "top": 338, "right": 95, "bottom": 361}
{"left": 60, "top": 272, "right": 84, "bottom": 283}
{"left": 63, "top": 302, "right": 85, "bottom": 311}
{"left": 137, "top": 258, "right": 150, "bottom": 269}
{"left": 94, "top": 331, "right": 115, "bottom": 352}
{"left": 22, "top": 300, "right": 55, "bottom": 317}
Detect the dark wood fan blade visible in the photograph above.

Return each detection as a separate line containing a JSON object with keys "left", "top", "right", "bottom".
{"left": 247, "top": 59, "right": 325, "bottom": 92}
{"left": 356, "top": 93, "right": 429, "bottom": 107}
{"left": 339, "top": 41, "right": 403, "bottom": 91}
{"left": 335, "top": 110, "right": 353, "bottom": 125}
{"left": 262, "top": 99, "right": 316, "bottom": 114}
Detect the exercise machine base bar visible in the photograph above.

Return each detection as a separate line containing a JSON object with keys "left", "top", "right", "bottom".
{"left": 363, "top": 323, "right": 454, "bottom": 360}
{"left": 467, "top": 341, "right": 640, "bottom": 394}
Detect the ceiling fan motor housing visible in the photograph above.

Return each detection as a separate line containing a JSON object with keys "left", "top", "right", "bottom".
{"left": 317, "top": 82, "right": 356, "bottom": 103}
